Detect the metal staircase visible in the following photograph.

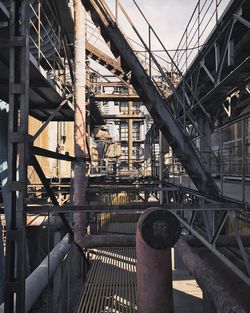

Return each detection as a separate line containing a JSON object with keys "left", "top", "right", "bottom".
{"left": 82, "top": 0, "right": 220, "bottom": 197}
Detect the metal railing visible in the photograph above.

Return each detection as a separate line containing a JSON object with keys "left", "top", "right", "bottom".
{"left": 29, "top": 0, "right": 73, "bottom": 92}
{"left": 87, "top": 0, "right": 224, "bottom": 168}
{"left": 173, "top": 0, "right": 229, "bottom": 73}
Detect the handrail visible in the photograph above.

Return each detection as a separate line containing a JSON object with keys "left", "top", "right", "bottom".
{"left": 29, "top": 0, "right": 73, "bottom": 94}
{"left": 173, "top": 0, "right": 227, "bottom": 72}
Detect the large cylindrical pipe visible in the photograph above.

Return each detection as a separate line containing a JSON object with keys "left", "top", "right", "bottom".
{"left": 136, "top": 208, "right": 181, "bottom": 313}
{"left": 0, "top": 235, "right": 72, "bottom": 313}
{"left": 175, "top": 237, "right": 246, "bottom": 313}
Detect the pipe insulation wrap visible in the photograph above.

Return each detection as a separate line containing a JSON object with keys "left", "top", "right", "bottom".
{"left": 0, "top": 234, "right": 72, "bottom": 313}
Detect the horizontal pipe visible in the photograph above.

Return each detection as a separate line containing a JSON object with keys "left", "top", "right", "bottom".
{"left": 175, "top": 237, "right": 246, "bottom": 313}
{"left": 78, "top": 235, "right": 135, "bottom": 248}
{"left": 0, "top": 235, "right": 72, "bottom": 313}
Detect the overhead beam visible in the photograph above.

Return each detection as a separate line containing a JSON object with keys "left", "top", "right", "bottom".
{"left": 91, "top": 93, "right": 140, "bottom": 101}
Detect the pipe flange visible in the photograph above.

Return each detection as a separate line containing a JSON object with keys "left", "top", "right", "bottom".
{"left": 139, "top": 208, "right": 181, "bottom": 250}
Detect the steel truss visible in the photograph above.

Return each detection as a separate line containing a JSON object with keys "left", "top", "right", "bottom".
{"left": 171, "top": 0, "right": 250, "bottom": 129}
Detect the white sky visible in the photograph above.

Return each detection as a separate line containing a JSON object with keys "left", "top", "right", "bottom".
{"left": 126, "top": 0, "right": 199, "bottom": 49}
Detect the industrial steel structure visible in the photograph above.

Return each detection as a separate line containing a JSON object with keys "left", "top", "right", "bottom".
{"left": 0, "top": 0, "right": 249, "bottom": 312}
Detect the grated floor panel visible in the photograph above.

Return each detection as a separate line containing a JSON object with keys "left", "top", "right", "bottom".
{"left": 77, "top": 247, "right": 137, "bottom": 313}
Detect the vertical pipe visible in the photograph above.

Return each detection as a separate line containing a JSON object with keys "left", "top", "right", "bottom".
{"left": 136, "top": 208, "right": 180, "bottom": 313}
{"left": 73, "top": 0, "right": 87, "bottom": 245}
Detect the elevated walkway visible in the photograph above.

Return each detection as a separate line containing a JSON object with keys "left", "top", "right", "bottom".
{"left": 76, "top": 220, "right": 202, "bottom": 313}
{"left": 0, "top": 0, "right": 74, "bottom": 121}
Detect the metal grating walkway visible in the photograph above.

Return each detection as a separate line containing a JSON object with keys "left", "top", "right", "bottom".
{"left": 77, "top": 247, "right": 137, "bottom": 313}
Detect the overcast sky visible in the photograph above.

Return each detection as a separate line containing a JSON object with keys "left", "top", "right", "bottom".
{"left": 126, "top": 0, "right": 199, "bottom": 49}
{"left": 103, "top": 0, "right": 199, "bottom": 50}
{"left": 89, "top": 0, "right": 230, "bottom": 73}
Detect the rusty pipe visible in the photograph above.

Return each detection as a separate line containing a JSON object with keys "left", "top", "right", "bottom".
{"left": 78, "top": 234, "right": 135, "bottom": 248}
{"left": 136, "top": 208, "right": 181, "bottom": 313}
{"left": 175, "top": 237, "right": 246, "bottom": 313}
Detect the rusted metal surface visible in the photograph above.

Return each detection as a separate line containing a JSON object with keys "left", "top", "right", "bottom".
{"left": 73, "top": 0, "right": 87, "bottom": 245}
{"left": 136, "top": 208, "right": 180, "bottom": 313}
{"left": 86, "top": 41, "right": 126, "bottom": 80}
{"left": 175, "top": 237, "right": 247, "bottom": 313}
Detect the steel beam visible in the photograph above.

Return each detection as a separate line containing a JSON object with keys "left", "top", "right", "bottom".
{"left": 91, "top": 93, "right": 139, "bottom": 101}
{"left": 31, "top": 146, "right": 76, "bottom": 162}
{"left": 5, "top": 1, "right": 30, "bottom": 312}
{"left": 25, "top": 203, "right": 242, "bottom": 214}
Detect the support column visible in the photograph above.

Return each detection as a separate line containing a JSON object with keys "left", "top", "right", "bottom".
{"left": 5, "top": 1, "right": 30, "bottom": 312}
{"left": 136, "top": 208, "right": 181, "bottom": 313}
{"left": 198, "top": 116, "right": 214, "bottom": 239}
{"left": 198, "top": 115, "right": 212, "bottom": 171}
{"left": 128, "top": 87, "right": 133, "bottom": 171}
{"left": 73, "top": 0, "right": 87, "bottom": 245}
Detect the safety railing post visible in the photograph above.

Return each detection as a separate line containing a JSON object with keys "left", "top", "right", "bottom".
{"left": 198, "top": 0, "right": 201, "bottom": 51}
{"left": 38, "top": 1, "right": 41, "bottom": 64}
{"left": 185, "top": 29, "right": 188, "bottom": 71}
{"left": 216, "top": 0, "right": 219, "bottom": 25}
